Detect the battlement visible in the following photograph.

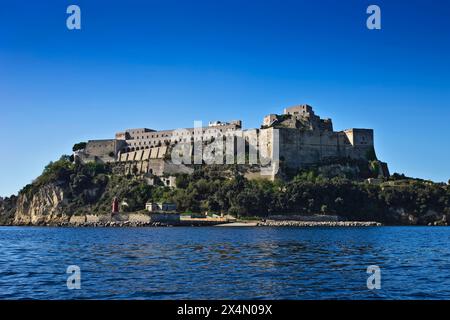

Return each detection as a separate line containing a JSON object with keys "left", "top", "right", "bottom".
{"left": 283, "top": 104, "right": 314, "bottom": 116}
{"left": 264, "top": 105, "right": 333, "bottom": 132}
{"left": 343, "top": 129, "right": 374, "bottom": 146}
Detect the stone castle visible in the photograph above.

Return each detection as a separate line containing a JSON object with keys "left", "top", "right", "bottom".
{"left": 76, "top": 104, "right": 388, "bottom": 183}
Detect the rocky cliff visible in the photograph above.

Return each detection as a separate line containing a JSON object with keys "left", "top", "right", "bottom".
{"left": 13, "top": 184, "right": 68, "bottom": 225}
{"left": 0, "top": 156, "right": 161, "bottom": 226}
{"left": 0, "top": 195, "right": 16, "bottom": 225}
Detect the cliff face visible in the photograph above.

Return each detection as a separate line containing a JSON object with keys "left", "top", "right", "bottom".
{"left": 0, "top": 158, "right": 157, "bottom": 225}
{"left": 13, "top": 184, "right": 69, "bottom": 225}
{"left": 0, "top": 196, "right": 17, "bottom": 225}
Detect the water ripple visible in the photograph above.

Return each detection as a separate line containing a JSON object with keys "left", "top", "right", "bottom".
{"left": 1, "top": 226, "right": 450, "bottom": 299}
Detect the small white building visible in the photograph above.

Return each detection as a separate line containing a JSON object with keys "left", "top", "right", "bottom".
{"left": 145, "top": 202, "right": 177, "bottom": 212}
{"left": 147, "top": 176, "right": 177, "bottom": 188}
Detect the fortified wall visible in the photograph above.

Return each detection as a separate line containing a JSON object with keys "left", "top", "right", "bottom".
{"left": 260, "top": 105, "right": 376, "bottom": 169}
{"left": 75, "top": 105, "right": 387, "bottom": 180}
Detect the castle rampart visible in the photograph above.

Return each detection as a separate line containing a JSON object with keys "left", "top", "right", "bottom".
{"left": 76, "top": 105, "right": 384, "bottom": 179}
{"left": 115, "top": 121, "right": 242, "bottom": 153}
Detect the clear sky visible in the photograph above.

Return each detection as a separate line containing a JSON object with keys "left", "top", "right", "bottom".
{"left": 1, "top": 0, "right": 449, "bottom": 196}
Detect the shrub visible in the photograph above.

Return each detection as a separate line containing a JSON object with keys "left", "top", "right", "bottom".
{"left": 72, "top": 142, "right": 87, "bottom": 152}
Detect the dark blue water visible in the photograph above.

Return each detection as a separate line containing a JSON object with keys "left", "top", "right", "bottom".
{"left": 1, "top": 226, "right": 450, "bottom": 300}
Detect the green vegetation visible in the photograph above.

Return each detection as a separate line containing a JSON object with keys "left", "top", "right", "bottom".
{"left": 72, "top": 142, "right": 87, "bottom": 152}
{"left": 6, "top": 157, "right": 450, "bottom": 225}
{"left": 143, "top": 165, "right": 450, "bottom": 224}
{"left": 20, "top": 156, "right": 113, "bottom": 214}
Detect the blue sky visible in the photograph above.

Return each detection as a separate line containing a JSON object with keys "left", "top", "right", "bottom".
{"left": 0, "top": 0, "right": 449, "bottom": 196}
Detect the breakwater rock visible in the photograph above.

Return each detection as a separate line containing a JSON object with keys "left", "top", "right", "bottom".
{"left": 59, "top": 221, "right": 170, "bottom": 227}
{"left": 257, "top": 220, "right": 382, "bottom": 227}
{"left": 14, "top": 220, "right": 171, "bottom": 227}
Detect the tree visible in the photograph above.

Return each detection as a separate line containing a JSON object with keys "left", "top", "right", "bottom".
{"left": 175, "top": 174, "right": 190, "bottom": 189}
{"left": 72, "top": 142, "right": 87, "bottom": 152}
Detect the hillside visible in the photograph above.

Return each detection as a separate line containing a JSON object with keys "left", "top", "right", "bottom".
{"left": 0, "top": 155, "right": 449, "bottom": 226}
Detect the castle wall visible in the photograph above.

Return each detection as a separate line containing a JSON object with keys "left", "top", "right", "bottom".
{"left": 115, "top": 144, "right": 193, "bottom": 177}
{"left": 81, "top": 139, "right": 126, "bottom": 163}
{"left": 284, "top": 105, "right": 313, "bottom": 115}
{"left": 85, "top": 140, "right": 115, "bottom": 157}
{"left": 342, "top": 129, "right": 374, "bottom": 159}
{"left": 76, "top": 106, "right": 381, "bottom": 177}
{"left": 344, "top": 129, "right": 374, "bottom": 147}
{"left": 263, "top": 114, "right": 278, "bottom": 127}
{"left": 118, "top": 123, "right": 242, "bottom": 152}
{"left": 275, "top": 129, "right": 338, "bottom": 168}
{"left": 265, "top": 127, "right": 374, "bottom": 170}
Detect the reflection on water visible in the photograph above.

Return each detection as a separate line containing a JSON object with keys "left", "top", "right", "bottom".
{"left": 0, "top": 226, "right": 450, "bottom": 299}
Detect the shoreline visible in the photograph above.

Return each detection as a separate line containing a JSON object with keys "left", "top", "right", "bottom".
{"left": 255, "top": 220, "right": 382, "bottom": 227}
{"left": 1, "top": 220, "right": 383, "bottom": 227}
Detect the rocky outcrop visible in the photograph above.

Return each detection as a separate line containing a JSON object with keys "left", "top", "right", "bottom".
{"left": 7, "top": 185, "right": 177, "bottom": 226}
{"left": 14, "top": 184, "right": 69, "bottom": 225}
{"left": 0, "top": 196, "right": 17, "bottom": 225}
{"left": 389, "top": 208, "right": 449, "bottom": 226}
